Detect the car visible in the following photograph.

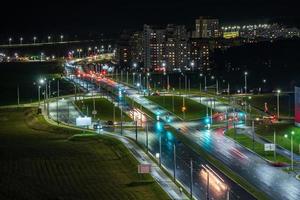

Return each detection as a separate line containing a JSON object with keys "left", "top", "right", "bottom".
{"left": 107, "top": 120, "right": 114, "bottom": 126}
{"left": 93, "top": 124, "right": 102, "bottom": 130}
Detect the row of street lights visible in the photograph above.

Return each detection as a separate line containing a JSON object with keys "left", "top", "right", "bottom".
{"left": 7, "top": 35, "right": 64, "bottom": 45}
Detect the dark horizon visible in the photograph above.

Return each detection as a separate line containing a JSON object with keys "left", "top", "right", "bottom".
{"left": 1, "top": 0, "right": 299, "bottom": 39}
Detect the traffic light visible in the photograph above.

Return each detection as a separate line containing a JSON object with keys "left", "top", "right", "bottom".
{"left": 204, "top": 117, "right": 210, "bottom": 124}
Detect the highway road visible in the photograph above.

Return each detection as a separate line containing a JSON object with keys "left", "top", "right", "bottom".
{"left": 62, "top": 73, "right": 254, "bottom": 199}
{"left": 74, "top": 68, "right": 300, "bottom": 200}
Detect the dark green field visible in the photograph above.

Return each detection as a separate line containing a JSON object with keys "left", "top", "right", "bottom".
{"left": 243, "top": 94, "right": 293, "bottom": 117}
{"left": 226, "top": 128, "right": 290, "bottom": 163}
{"left": 0, "top": 108, "right": 169, "bottom": 200}
{"left": 0, "top": 62, "right": 76, "bottom": 106}
{"left": 256, "top": 123, "right": 300, "bottom": 156}
{"left": 146, "top": 95, "right": 210, "bottom": 120}
{"left": 75, "top": 98, "right": 132, "bottom": 122}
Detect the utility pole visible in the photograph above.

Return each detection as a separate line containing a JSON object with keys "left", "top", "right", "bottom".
{"left": 17, "top": 85, "right": 20, "bottom": 106}
{"left": 135, "top": 120, "right": 138, "bottom": 141}
{"left": 210, "top": 99, "right": 213, "bottom": 127}
{"left": 206, "top": 169, "right": 210, "bottom": 200}
{"left": 227, "top": 82, "right": 230, "bottom": 95}
{"left": 252, "top": 120, "right": 255, "bottom": 150}
{"left": 56, "top": 79, "right": 60, "bottom": 124}
{"left": 216, "top": 79, "right": 219, "bottom": 95}
{"left": 167, "top": 75, "right": 170, "bottom": 92}
{"left": 204, "top": 76, "right": 207, "bottom": 92}
{"left": 44, "top": 83, "right": 47, "bottom": 111}
{"left": 200, "top": 82, "right": 202, "bottom": 93}
{"left": 38, "top": 86, "right": 41, "bottom": 107}
{"left": 172, "top": 95, "right": 175, "bottom": 112}
{"left": 93, "top": 93, "right": 96, "bottom": 119}
{"left": 274, "top": 130, "right": 277, "bottom": 161}
{"left": 120, "top": 105, "right": 123, "bottom": 135}
{"left": 173, "top": 144, "right": 176, "bottom": 182}
{"left": 190, "top": 159, "right": 193, "bottom": 199}
{"left": 74, "top": 83, "right": 77, "bottom": 101}
{"left": 185, "top": 75, "right": 187, "bottom": 94}
{"left": 113, "top": 104, "right": 116, "bottom": 123}
{"left": 159, "top": 134, "right": 162, "bottom": 166}
{"left": 146, "top": 122, "right": 149, "bottom": 152}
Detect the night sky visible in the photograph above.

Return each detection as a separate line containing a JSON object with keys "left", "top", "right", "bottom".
{"left": 1, "top": 0, "right": 299, "bottom": 38}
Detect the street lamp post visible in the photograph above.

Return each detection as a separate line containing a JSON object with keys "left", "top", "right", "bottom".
{"left": 172, "top": 94, "right": 175, "bottom": 112}
{"left": 17, "top": 85, "right": 20, "bottom": 106}
{"left": 277, "top": 90, "right": 281, "bottom": 120}
{"left": 60, "top": 35, "right": 64, "bottom": 43}
{"left": 47, "top": 36, "right": 51, "bottom": 43}
{"left": 20, "top": 37, "right": 23, "bottom": 45}
{"left": 8, "top": 38, "right": 12, "bottom": 45}
{"left": 147, "top": 73, "right": 150, "bottom": 94}
{"left": 38, "top": 79, "right": 45, "bottom": 108}
{"left": 159, "top": 134, "right": 162, "bottom": 166}
{"left": 33, "top": 36, "right": 37, "bottom": 44}
{"left": 56, "top": 79, "right": 60, "bottom": 124}
{"left": 244, "top": 72, "right": 248, "bottom": 94}
{"left": 38, "top": 85, "right": 41, "bottom": 106}
{"left": 173, "top": 144, "right": 176, "bottom": 182}
{"left": 132, "top": 72, "right": 135, "bottom": 86}
{"left": 285, "top": 131, "right": 295, "bottom": 170}
{"left": 216, "top": 79, "right": 219, "bottom": 95}
{"left": 190, "top": 159, "right": 193, "bottom": 199}
{"left": 204, "top": 75, "right": 207, "bottom": 92}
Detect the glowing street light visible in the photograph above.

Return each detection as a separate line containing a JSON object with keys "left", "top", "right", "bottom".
{"left": 284, "top": 131, "right": 295, "bottom": 170}
{"left": 33, "top": 36, "right": 37, "bottom": 44}
{"left": 276, "top": 89, "right": 281, "bottom": 119}
{"left": 244, "top": 71, "right": 248, "bottom": 94}
{"left": 60, "top": 35, "right": 64, "bottom": 42}
{"left": 190, "top": 61, "right": 195, "bottom": 69}
{"left": 47, "top": 36, "right": 51, "bottom": 43}
{"left": 8, "top": 38, "right": 12, "bottom": 45}
{"left": 20, "top": 37, "right": 23, "bottom": 45}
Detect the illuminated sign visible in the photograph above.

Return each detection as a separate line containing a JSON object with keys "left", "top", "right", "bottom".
{"left": 76, "top": 117, "right": 92, "bottom": 126}
{"left": 295, "top": 87, "right": 300, "bottom": 127}
{"left": 223, "top": 32, "right": 239, "bottom": 39}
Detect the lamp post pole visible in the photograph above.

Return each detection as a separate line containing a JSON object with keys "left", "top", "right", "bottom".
{"left": 277, "top": 90, "right": 281, "bottom": 120}
{"left": 17, "top": 85, "right": 20, "bottom": 106}
{"left": 173, "top": 144, "right": 176, "bottom": 182}
{"left": 244, "top": 72, "right": 248, "bottom": 94}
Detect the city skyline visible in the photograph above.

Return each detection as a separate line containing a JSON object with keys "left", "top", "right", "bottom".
{"left": 1, "top": 0, "right": 299, "bottom": 37}
{"left": 1, "top": 2, "right": 300, "bottom": 200}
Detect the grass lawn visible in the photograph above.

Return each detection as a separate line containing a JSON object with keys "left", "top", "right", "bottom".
{"left": 256, "top": 123, "right": 300, "bottom": 156}
{"left": 225, "top": 128, "right": 290, "bottom": 163}
{"left": 0, "top": 62, "right": 80, "bottom": 106}
{"left": 75, "top": 98, "right": 132, "bottom": 122}
{"left": 242, "top": 94, "right": 293, "bottom": 117}
{"left": 0, "top": 107, "right": 169, "bottom": 200}
{"left": 146, "top": 95, "right": 211, "bottom": 120}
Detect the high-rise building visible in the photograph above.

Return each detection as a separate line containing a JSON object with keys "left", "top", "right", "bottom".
{"left": 165, "top": 24, "right": 188, "bottom": 70}
{"left": 194, "top": 17, "right": 220, "bottom": 38}
{"left": 116, "top": 30, "right": 132, "bottom": 68}
{"left": 189, "top": 38, "right": 210, "bottom": 70}
{"left": 143, "top": 25, "right": 166, "bottom": 70}
{"left": 130, "top": 31, "right": 143, "bottom": 65}
{"left": 143, "top": 24, "right": 188, "bottom": 71}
